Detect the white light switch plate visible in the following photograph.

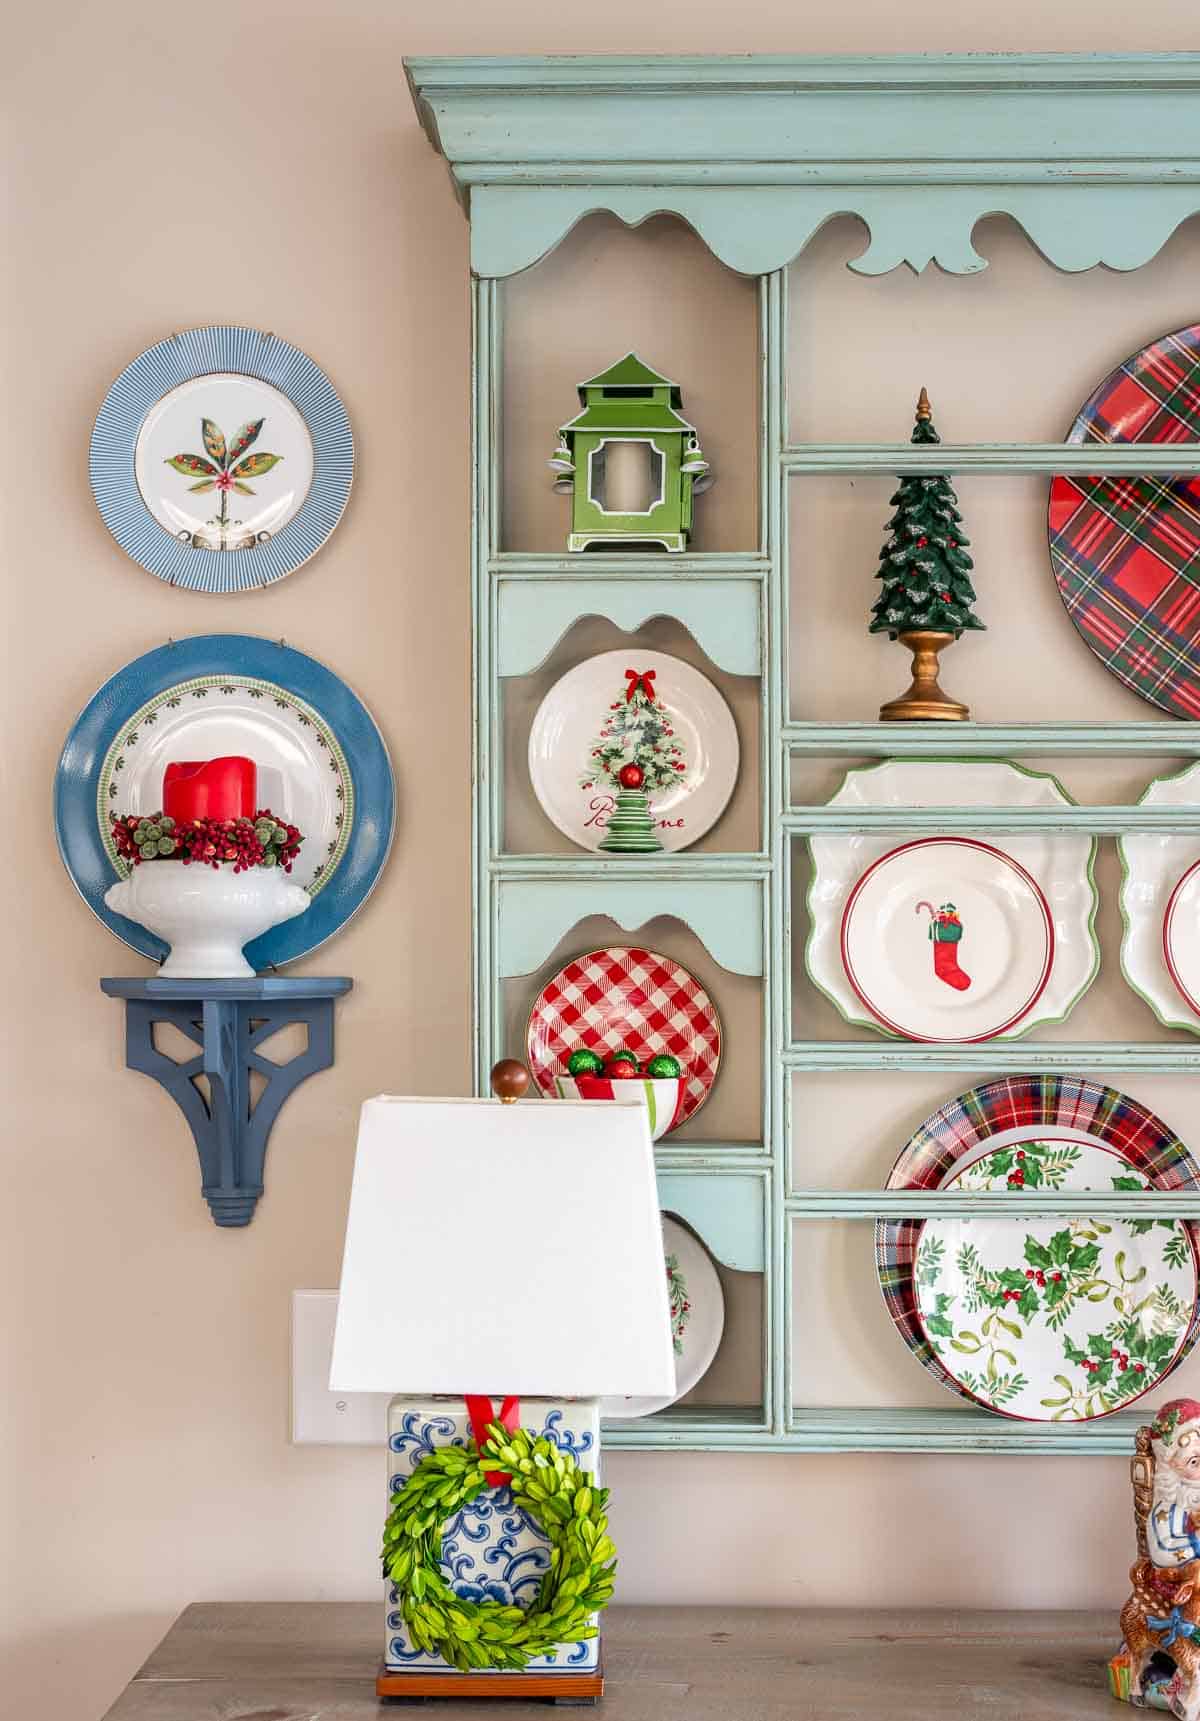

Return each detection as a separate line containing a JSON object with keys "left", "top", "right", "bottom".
{"left": 291, "top": 1289, "right": 392, "bottom": 1444}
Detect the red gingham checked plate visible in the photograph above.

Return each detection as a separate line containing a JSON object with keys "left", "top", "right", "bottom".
{"left": 526, "top": 947, "right": 721, "bottom": 1130}
{"left": 1048, "top": 324, "right": 1200, "bottom": 719}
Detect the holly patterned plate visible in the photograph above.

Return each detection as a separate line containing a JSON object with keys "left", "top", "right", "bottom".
{"left": 1048, "top": 323, "right": 1200, "bottom": 720}
{"left": 55, "top": 635, "right": 394, "bottom": 969}
{"left": 840, "top": 837, "right": 1054, "bottom": 1042}
{"left": 527, "top": 649, "right": 738, "bottom": 853}
{"left": 90, "top": 327, "right": 353, "bottom": 592}
{"left": 807, "top": 760, "right": 1098, "bottom": 1041}
{"left": 601, "top": 1217, "right": 724, "bottom": 1420}
{"left": 877, "top": 1077, "right": 1200, "bottom": 1413}
{"left": 526, "top": 946, "right": 721, "bottom": 1130}
{"left": 1120, "top": 761, "right": 1200, "bottom": 1034}
{"left": 913, "top": 1141, "right": 1198, "bottom": 1421}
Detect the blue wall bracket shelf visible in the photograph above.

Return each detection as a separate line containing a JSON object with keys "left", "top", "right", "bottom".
{"left": 100, "top": 977, "right": 353, "bottom": 1227}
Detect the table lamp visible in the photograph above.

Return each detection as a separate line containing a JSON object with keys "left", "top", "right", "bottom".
{"left": 330, "top": 1060, "right": 675, "bottom": 1702}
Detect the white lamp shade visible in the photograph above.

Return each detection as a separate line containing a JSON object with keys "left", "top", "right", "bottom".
{"left": 329, "top": 1096, "right": 676, "bottom": 1398}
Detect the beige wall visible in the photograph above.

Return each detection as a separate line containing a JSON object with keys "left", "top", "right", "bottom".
{"left": 5, "top": 4, "right": 1199, "bottom": 1717}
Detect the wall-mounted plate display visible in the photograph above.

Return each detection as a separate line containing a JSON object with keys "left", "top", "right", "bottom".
{"left": 877, "top": 1076, "right": 1200, "bottom": 1415}
{"left": 602, "top": 1217, "right": 724, "bottom": 1419}
{"left": 55, "top": 635, "right": 393, "bottom": 969}
{"left": 1120, "top": 761, "right": 1200, "bottom": 1033}
{"left": 807, "top": 761, "right": 1098, "bottom": 1042}
{"left": 1049, "top": 323, "right": 1200, "bottom": 720}
{"left": 527, "top": 649, "right": 738, "bottom": 854}
{"left": 90, "top": 327, "right": 353, "bottom": 592}
{"left": 526, "top": 946, "right": 721, "bottom": 1130}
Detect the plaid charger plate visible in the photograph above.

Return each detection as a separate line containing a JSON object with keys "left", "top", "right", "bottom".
{"left": 875, "top": 1075, "right": 1200, "bottom": 1408}
{"left": 1049, "top": 323, "right": 1200, "bottom": 719}
{"left": 526, "top": 945, "right": 721, "bottom": 1127}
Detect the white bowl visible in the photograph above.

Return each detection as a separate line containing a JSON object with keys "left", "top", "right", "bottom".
{"left": 105, "top": 863, "right": 310, "bottom": 978}
{"left": 549, "top": 1074, "right": 682, "bottom": 1141}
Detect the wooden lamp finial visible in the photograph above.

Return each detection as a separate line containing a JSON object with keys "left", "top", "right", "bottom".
{"left": 490, "top": 1059, "right": 530, "bottom": 1104}
{"left": 916, "top": 386, "right": 932, "bottom": 422}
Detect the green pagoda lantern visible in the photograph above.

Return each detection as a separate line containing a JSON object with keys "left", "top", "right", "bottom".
{"left": 549, "top": 353, "right": 712, "bottom": 553}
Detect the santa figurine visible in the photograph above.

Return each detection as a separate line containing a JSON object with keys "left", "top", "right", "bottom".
{"left": 1113, "top": 1399, "right": 1200, "bottom": 1715}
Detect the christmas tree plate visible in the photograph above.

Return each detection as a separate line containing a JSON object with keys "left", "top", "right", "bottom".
{"left": 526, "top": 947, "right": 721, "bottom": 1130}
{"left": 877, "top": 1076, "right": 1200, "bottom": 1412}
{"left": 55, "top": 635, "right": 394, "bottom": 969}
{"left": 527, "top": 649, "right": 738, "bottom": 853}
{"left": 840, "top": 837, "right": 1054, "bottom": 1042}
{"left": 1120, "top": 761, "right": 1200, "bottom": 1033}
{"left": 912, "top": 1141, "right": 1198, "bottom": 1421}
{"left": 90, "top": 327, "right": 353, "bottom": 592}
{"left": 1048, "top": 324, "right": 1200, "bottom": 720}
{"left": 601, "top": 1217, "right": 724, "bottom": 1420}
{"left": 807, "top": 761, "right": 1098, "bottom": 1041}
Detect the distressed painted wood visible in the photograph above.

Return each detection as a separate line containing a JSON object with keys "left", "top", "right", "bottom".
{"left": 100, "top": 978, "right": 351, "bottom": 1226}
{"left": 786, "top": 1041, "right": 1200, "bottom": 1072}
{"left": 657, "top": 1170, "right": 765, "bottom": 1272}
{"left": 496, "top": 576, "right": 763, "bottom": 677}
{"left": 783, "top": 442, "right": 1200, "bottom": 473}
{"left": 785, "top": 721, "right": 1195, "bottom": 755}
{"left": 418, "top": 54, "right": 1200, "bottom": 1457}
{"left": 102, "top": 1601, "right": 1123, "bottom": 1717}
{"left": 495, "top": 878, "right": 765, "bottom": 978}
{"left": 406, "top": 54, "right": 1200, "bottom": 278}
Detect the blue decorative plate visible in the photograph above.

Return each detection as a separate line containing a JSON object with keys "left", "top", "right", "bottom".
{"left": 55, "top": 636, "right": 393, "bottom": 969}
{"left": 90, "top": 327, "right": 353, "bottom": 592}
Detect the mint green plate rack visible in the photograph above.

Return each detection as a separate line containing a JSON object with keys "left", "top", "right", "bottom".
{"left": 406, "top": 53, "right": 1200, "bottom": 1454}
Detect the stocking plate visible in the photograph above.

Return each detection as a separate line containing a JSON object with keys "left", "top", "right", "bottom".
{"left": 806, "top": 760, "right": 1098, "bottom": 1042}
{"left": 840, "top": 837, "right": 1054, "bottom": 1042}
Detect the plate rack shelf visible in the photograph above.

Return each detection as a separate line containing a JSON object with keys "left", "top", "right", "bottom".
{"left": 406, "top": 52, "right": 1200, "bottom": 1454}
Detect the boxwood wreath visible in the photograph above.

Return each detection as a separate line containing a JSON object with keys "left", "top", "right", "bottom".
{"left": 381, "top": 1421, "right": 617, "bottom": 1671}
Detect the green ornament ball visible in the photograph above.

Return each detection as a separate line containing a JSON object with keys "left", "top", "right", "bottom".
{"left": 607, "top": 1049, "right": 639, "bottom": 1068}
{"left": 643, "top": 1053, "right": 682, "bottom": 1079}
{"left": 567, "top": 1048, "right": 605, "bottom": 1077}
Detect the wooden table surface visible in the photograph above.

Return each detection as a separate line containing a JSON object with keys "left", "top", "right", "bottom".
{"left": 101, "top": 1602, "right": 1125, "bottom": 1719}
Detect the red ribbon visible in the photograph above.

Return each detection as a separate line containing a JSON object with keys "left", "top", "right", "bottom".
{"left": 464, "top": 1393, "right": 520, "bottom": 1487}
{"left": 624, "top": 668, "right": 657, "bottom": 703}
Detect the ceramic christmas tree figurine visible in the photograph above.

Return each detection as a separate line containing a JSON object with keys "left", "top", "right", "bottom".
{"left": 548, "top": 354, "right": 712, "bottom": 552}
{"left": 1111, "top": 1398, "right": 1200, "bottom": 1716}
{"left": 871, "top": 387, "right": 984, "bottom": 721}
{"left": 580, "top": 667, "right": 687, "bottom": 854}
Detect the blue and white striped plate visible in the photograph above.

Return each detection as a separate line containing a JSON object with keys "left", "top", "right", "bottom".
{"left": 55, "top": 636, "right": 394, "bottom": 970}
{"left": 90, "top": 327, "right": 353, "bottom": 592}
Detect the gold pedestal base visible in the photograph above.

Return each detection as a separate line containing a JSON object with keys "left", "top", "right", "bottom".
{"left": 879, "top": 629, "right": 969, "bottom": 722}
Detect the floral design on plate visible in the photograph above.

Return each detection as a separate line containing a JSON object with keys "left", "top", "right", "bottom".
{"left": 808, "top": 760, "right": 1098, "bottom": 1042}
{"left": 666, "top": 1251, "right": 690, "bottom": 1355}
{"left": 601, "top": 1219, "right": 722, "bottom": 1420}
{"left": 914, "top": 1140, "right": 1198, "bottom": 1421}
{"left": 90, "top": 327, "right": 352, "bottom": 592}
{"left": 876, "top": 1076, "right": 1200, "bottom": 1410}
{"left": 839, "top": 836, "right": 1054, "bottom": 1041}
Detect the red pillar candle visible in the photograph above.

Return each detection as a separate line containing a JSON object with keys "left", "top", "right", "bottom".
{"left": 162, "top": 757, "right": 257, "bottom": 823}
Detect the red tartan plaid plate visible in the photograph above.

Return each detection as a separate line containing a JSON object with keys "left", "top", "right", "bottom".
{"left": 1049, "top": 324, "right": 1200, "bottom": 719}
{"left": 526, "top": 946, "right": 721, "bottom": 1130}
{"left": 875, "top": 1076, "right": 1200, "bottom": 1411}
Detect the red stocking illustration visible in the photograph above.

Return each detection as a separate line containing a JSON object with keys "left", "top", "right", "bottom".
{"left": 915, "top": 900, "right": 971, "bottom": 991}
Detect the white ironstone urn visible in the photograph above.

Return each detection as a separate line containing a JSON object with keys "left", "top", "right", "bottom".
{"left": 105, "top": 863, "right": 310, "bottom": 978}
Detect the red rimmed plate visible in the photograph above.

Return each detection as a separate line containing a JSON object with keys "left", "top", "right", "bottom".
{"left": 839, "top": 837, "right": 1054, "bottom": 1043}
{"left": 1164, "top": 857, "right": 1200, "bottom": 1020}
{"left": 876, "top": 1076, "right": 1200, "bottom": 1413}
{"left": 1048, "top": 323, "right": 1200, "bottom": 719}
{"left": 526, "top": 946, "right": 721, "bottom": 1130}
